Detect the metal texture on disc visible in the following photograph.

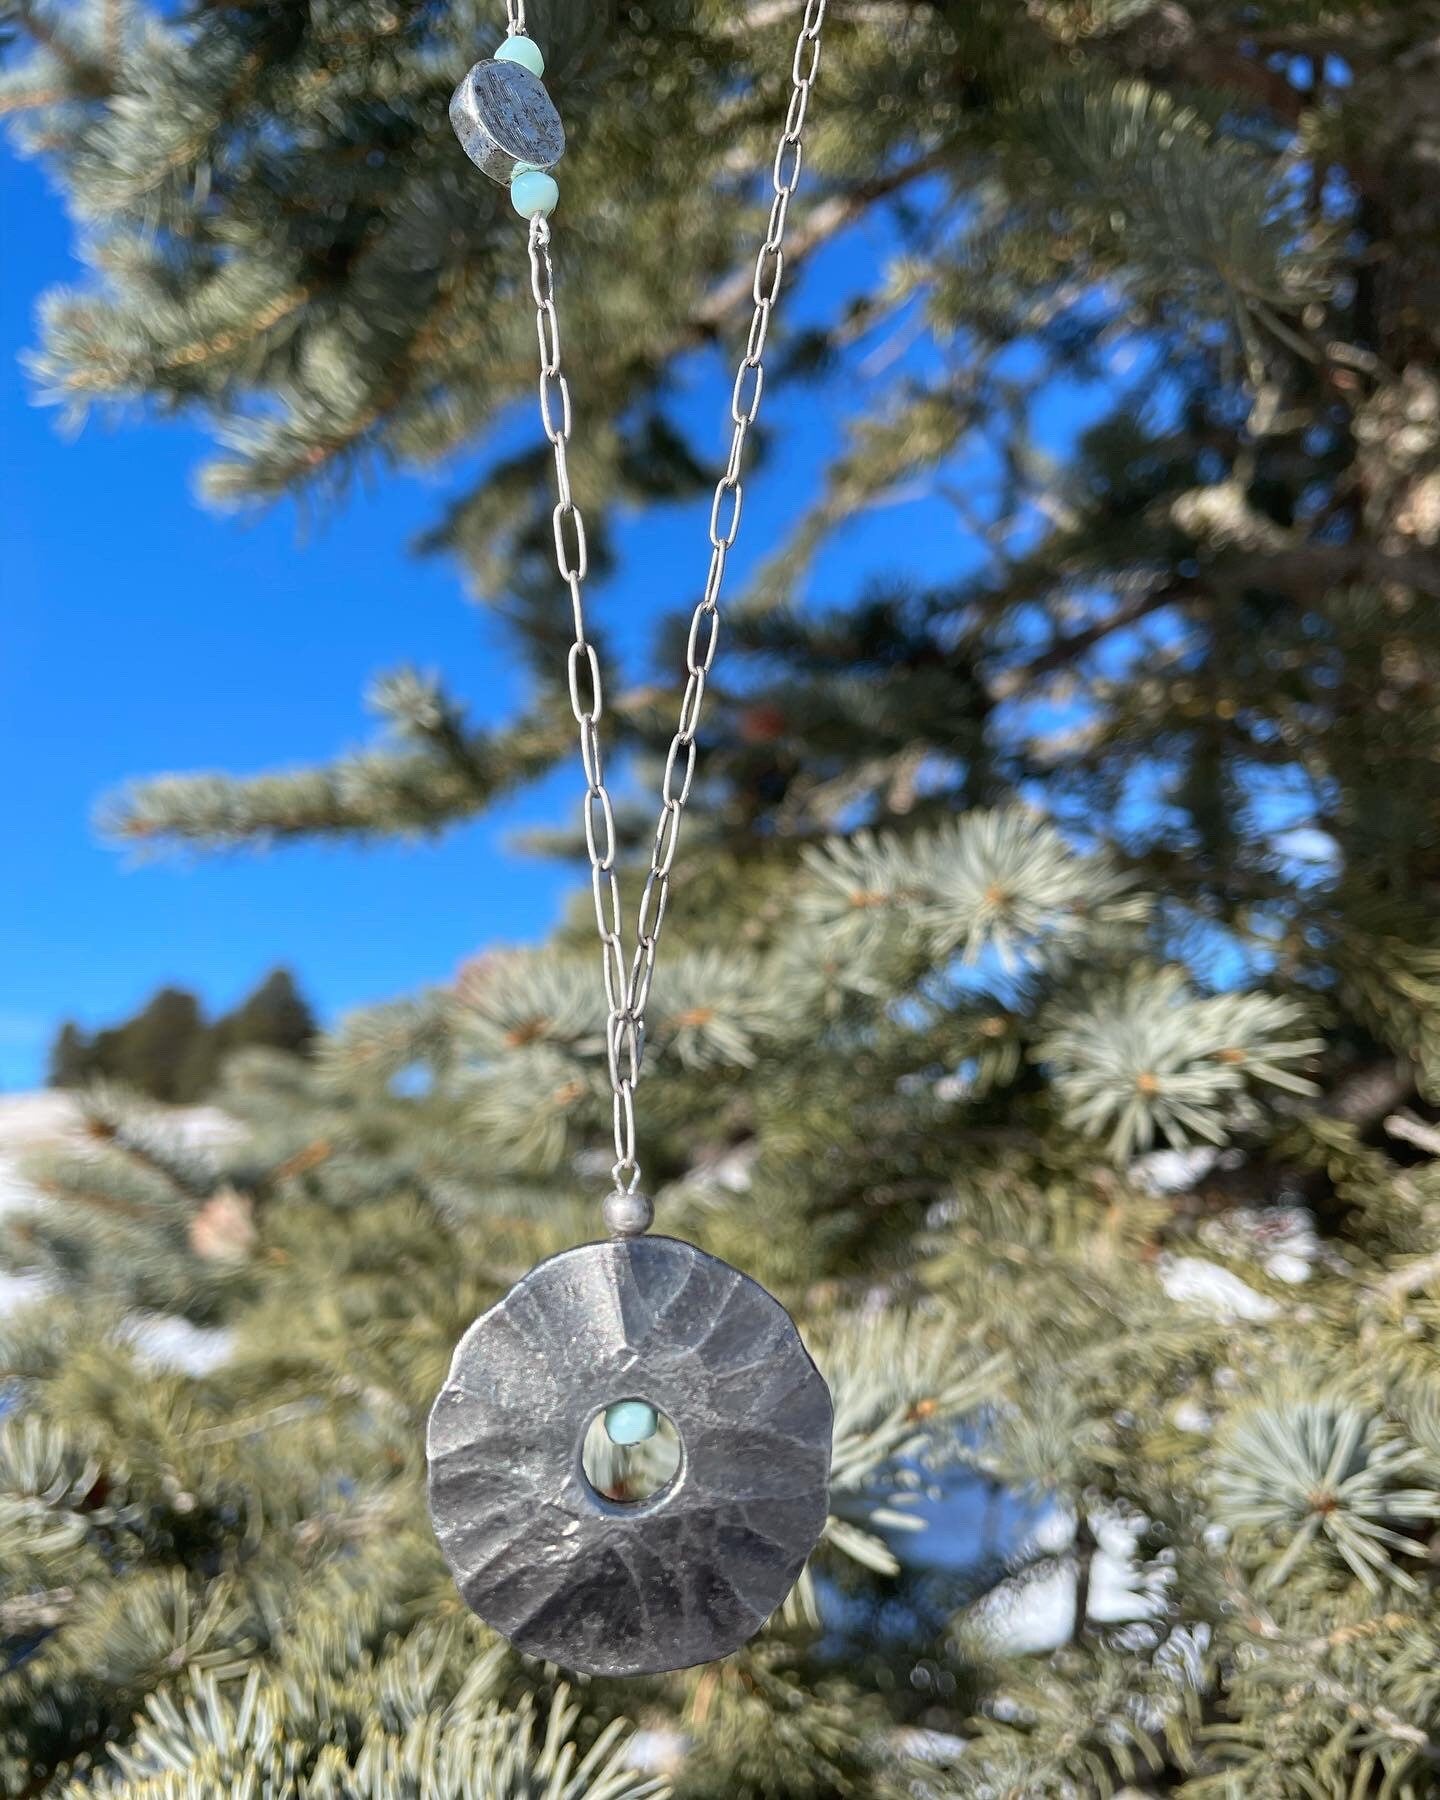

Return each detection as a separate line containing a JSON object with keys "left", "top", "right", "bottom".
{"left": 449, "top": 57, "right": 566, "bottom": 185}
{"left": 427, "top": 1235, "right": 833, "bottom": 1676}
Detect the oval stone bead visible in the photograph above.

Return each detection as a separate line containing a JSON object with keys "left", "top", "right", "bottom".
{"left": 605, "top": 1400, "right": 660, "bottom": 1445}
{"left": 495, "top": 34, "right": 545, "bottom": 78}
{"left": 511, "top": 168, "right": 559, "bottom": 218}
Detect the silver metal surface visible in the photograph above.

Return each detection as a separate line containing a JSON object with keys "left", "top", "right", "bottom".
{"left": 427, "top": 1236, "right": 833, "bottom": 1675}
{"left": 524, "top": 0, "right": 828, "bottom": 1213}
{"left": 450, "top": 57, "right": 565, "bottom": 184}
{"left": 602, "top": 1188, "right": 654, "bottom": 1238}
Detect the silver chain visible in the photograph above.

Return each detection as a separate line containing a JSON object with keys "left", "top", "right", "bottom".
{"left": 523, "top": 0, "right": 827, "bottom": 1205}
{"left": 504, "top": 0, "right": 526, "bottom": 33}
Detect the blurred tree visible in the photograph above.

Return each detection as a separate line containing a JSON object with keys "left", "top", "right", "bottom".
{"left": 212, "top": 968, "right": 317, "bottom": 1063}
{"left": 106, "top": 986, "right": 210, "bottom": 1104}
{"left": 45, "top": 1022, "right": 92, "bottom": 1089}
{"left": 47, "top": 971, "right": 317, "bottom": 1102}
{"left": 4, "top": 2, "right": 1440, "bottom": 1797}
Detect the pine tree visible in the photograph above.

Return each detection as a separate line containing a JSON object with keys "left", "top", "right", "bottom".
{"left": 107, "top": 988, "right": 210, "bottom": 1107}
{"left": 5, "top": 3, "right": 1440, "bottom": 1796}
{"left": 46, "top": 971, "right": 317, "bottom": 1103}
{"left": 212, "top": 969, "right": 316, "bottom": 1062}
{"left": 45, "top": 1023, "right": 92, "bottom": 1089}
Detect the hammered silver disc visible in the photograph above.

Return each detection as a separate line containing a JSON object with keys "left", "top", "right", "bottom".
{"left": 427, "top": 1235, "right": 833, "bottom": 1675}
{"left": 449, "top": 57, "right": 566, "bottom": 185}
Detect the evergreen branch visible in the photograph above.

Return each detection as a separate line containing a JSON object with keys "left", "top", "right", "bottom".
{"left": 103, "top": 0, "right": 123, "bottom": 74}
{"left": 1369, "top": 1249, "right": 1440, "bottom": 1313}
{"left": 1214, "top": 1382, "right": 1440, "bottom": 1595}
{"left": 691, "top": 147, "right": 949, "bottom": 338}
{"left": 1041, "top": 970, "right": 1322, "bottom": 1159}
{"left": 0, "top": 83, "right": 63, "bottom": 112}
{"left": 798, "top": 808, "right": 1145, "bottom": 981}
{"left": 104, "top": 699, "right": 569, "bottom": 849}
{"left": 0, "top": 1585, "right": 74, "bottom": 1633}
{"left": 159, "top": 286, "right": 312, "bottom": 375}
{"left": 74, "top": 1086, "right": 220, "bottom": 1204}
{"left": 59, "top": 1638, "right": 669, "bottom": 1799}
{"left": 1011, "top": 74, "right": 1333, "bottom": 309}
{"left": 991, "top": 584, "right": 1186, "bottom": 696}
{"left": 214, "top": 147, "right": 948, "bottom": 502}
{"left": 13, "top": 1, "right": 105, "bottom": 86}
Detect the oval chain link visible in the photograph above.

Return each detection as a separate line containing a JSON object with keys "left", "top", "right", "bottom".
{"left": 523, "top": 0, "right": 827, "bottom": 1202}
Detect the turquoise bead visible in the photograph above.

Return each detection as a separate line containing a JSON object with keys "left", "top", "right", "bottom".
{"left": 495, "top": 34, "right": 545, "bottom": 78}
{"left": 510, "top": 168, "right": 559, "bottom": 218}
{"left": 605, "top": 1400, "right": 659, "bottom": 1446}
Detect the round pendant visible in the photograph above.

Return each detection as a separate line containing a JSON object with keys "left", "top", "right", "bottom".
{"left": 427, "top": 1235, "right": 832, "bottom": 1675}
{"left": 449, "top": 57, "right": 566, "bottom": 186}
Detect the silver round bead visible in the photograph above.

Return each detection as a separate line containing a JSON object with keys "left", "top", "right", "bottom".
{"left": 602, "top": 1189, "right": 654, "bottom": 1238}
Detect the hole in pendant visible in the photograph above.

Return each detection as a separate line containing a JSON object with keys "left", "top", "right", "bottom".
{"left": 582, "top": 1400, "right": 681, "bottom": 1505}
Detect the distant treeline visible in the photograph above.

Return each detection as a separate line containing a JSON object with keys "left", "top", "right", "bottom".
{"left": 48, "top": 969, "right": 317, "bottom": 1103}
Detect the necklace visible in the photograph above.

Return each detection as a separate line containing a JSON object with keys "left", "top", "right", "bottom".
{"left": 428, "top": 1, "right": 832, "bottom": 1679}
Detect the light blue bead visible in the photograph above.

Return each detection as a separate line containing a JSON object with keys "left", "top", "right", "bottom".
{"left": 605, "top": 1400, "right": 659, "bottom": 1446}
{"left": 495, "top": 34, "right": 545, "bottom": 78}
{"left": 510, "top": 168, "right": 559, "bottom": 218}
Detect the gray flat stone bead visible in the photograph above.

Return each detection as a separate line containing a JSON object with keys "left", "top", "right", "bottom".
{"left": 449, "top": 57, "right": 565, "bottom": 185}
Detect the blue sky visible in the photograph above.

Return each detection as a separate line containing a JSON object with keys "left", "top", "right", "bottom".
{"left": 4, "top": 142, "right": 587, "bottom": 1087}
{"left": 5, "top": 140, "right": 1047, "bottom": 1090}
